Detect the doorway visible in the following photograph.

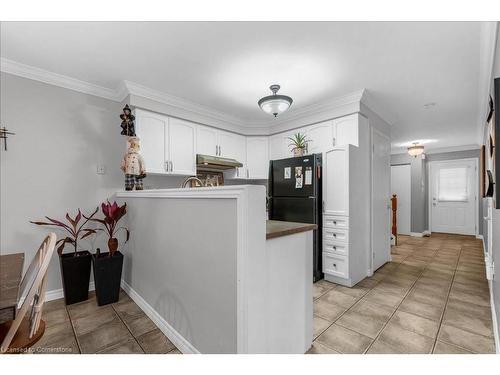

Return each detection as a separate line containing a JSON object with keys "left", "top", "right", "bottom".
{"left": 371, "top": 128, "right": 391, "bottom": 273}
{"left": 429, "top": 159, "right": 478, "bottom": 235}
{"left": 391, "top": 164, "right": 411, "bottom": 235}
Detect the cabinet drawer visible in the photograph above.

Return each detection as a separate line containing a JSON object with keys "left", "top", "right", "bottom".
{"left": 323, "top": 241, "right": 348, "bottom": 256}
{"left": 323, "top": 253, "right": 348, "bottom": 278}
{"left": 323, "top": 215, "right": 349, "bottom": 229}
{"left": 323, "top": 227, "right": 348, "bottom": 243}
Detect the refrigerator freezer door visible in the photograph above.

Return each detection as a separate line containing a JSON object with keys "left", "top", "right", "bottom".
{"left": 270, "top": 156, "right": 316, "bottom": 197}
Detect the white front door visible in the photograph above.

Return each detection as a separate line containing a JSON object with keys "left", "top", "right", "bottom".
{"left": 430, "top": 159, "right": 477, "bottom": 235}
{"left": 391, "top": 164, "right": 411, "bottom": 235}
{"left": 371, "top": 129, "right": 391, "bottom": 272}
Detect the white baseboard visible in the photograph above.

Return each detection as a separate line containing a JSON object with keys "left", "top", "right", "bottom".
{"left": 488, "top": 280, "right": 500, "bottom": 354}
{"left": 120, "top": 279, "right": 200, "bottom": 354}
{"left": 410, "top": 232, "right": 423, "bottom": 238}
{"left": 476, "top": 234, "right": 484, "bottom": 240}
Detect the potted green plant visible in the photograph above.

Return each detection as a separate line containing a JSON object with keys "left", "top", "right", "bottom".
{"left": 87, "top": 201, "right": 129, "bottom": 306}
{"left": 31, "top": 208, "right": 98, "bottom": 305}
{"left": 288, "top": 132, "right": 310, "bottom": 157}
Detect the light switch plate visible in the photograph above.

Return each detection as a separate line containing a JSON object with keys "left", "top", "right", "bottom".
{"left": 96, "top": 164, "right": 106, "bottom": 175}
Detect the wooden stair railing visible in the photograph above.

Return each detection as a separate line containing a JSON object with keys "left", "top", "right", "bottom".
{"left": 391, "top": 194, "right": 398, "bottom": 246}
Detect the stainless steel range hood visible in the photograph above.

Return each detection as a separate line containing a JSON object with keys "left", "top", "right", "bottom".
{"left": 196, "top": 154, "right": 243, "bottom": 171}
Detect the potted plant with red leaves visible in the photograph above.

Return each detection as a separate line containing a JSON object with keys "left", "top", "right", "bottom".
{"left": 88, "top": 201, "right": 129, "bottom": 305}
{"left": 31, "top": 208, "right": 98, "bottom": 305}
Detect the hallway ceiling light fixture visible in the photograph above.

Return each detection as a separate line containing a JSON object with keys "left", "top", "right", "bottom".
{"left": 407, "top": 142, "right": 424, "bottom": 157}
{"left": 258, "top": 84, "right": 293, "bottom": 117}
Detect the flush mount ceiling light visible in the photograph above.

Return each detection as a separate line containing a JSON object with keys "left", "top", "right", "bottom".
{"left": 258, "top": 84, "right": 293, "bottom": 117}
{"left": 407, "top": 142, "right": 425, "bottom": 157}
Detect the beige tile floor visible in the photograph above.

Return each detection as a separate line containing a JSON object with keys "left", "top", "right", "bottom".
{"left": 309, "top": 233, "right": 496, "bottom": 354}
{"left": 31, "top": 290, "right": 181, "bottom": 354}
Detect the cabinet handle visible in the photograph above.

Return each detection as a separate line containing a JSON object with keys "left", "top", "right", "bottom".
{"left": 333, "top": 263, "right": 337, "bottom": 267}
{"left": 247, "top": 169, "right": 249, "bottom": 179}
{"left": 322, "top": 201, "right": 325, "bottom": 213}
{"left": 333, "top": 246, "right": 337, "bottom": 250}
{"left": 333, "top": 233, "right": 337, "bottom": 238}
{"left": 170, "top": 161, "right": 173, "bottom": 172}
{"left": 332, "top": 137, "right": 336, "bottom": 146}
{"left": 165, "top": 161, "right": 169, "bottom": 172}
{"left": 333, "top": 221, "right": 337, "bottom": 225}
{"left": 219, "top": 145, "right": 222, "bottom": 156}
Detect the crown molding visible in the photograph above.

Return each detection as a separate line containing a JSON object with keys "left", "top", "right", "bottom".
{"left": 123, "top": 80, "right": 248, "bottom": 128}
{"left": 1, "top": 57, "right": 381, "bottom": 135}
{"left": 477, "top": 22, "right": 498, "bottom": 144}
{"left": 0, "top": 58, "right": 121, "bottom": 101}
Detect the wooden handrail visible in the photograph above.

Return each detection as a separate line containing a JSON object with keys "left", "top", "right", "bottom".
{"left": 391, "top": 194, "right": 398, "bottom": 246}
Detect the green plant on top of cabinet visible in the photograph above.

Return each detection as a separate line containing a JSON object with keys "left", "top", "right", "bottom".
{"left": 134, "top": 109, "right": 196, "bottom": 176}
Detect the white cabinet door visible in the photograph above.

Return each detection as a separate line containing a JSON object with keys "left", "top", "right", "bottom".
{"left": 196, "top": 125, "right": 218, "bottom": 156}
{"left": 323, "top": 147, "right": 349, "bottom": 216}
{"left": 304, "top": 121, "right": 334, "bottom": 154}
{"left": 269, "top": 133, "right": 290, "bottom": 160}
{"left": 134, "top": 110, "right": 168, "bottom": 174}
{"left": 219, "top": 130, "right": 247, "bottom": 178}
{"left": 246, "top": 137, "right": 269, "bottom": 179}
{"left": 168, "top": 118, "right": 197, "bottom": 176}
{"left": 333, "top": 114, "right": 359, "bottom": 147}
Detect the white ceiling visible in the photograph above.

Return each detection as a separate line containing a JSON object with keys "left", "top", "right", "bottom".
{"left": 0, "top": 21, "right": 485, "bottom": 152}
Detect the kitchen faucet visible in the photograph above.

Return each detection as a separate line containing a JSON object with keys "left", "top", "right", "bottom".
{"left": 181, "top": 176, "right": 204, "bottom": 188}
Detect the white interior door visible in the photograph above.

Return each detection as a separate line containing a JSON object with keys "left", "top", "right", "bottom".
{"left": 371, "top": 129, "right": 391, "bottom": 272}
{"left": 391, "top": 164, "right": 411, "bottom": 235}
{"left": 430, "top": 159, "right": 477, "bottom": 235}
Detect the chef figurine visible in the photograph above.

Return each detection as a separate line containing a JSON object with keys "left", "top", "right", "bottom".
{"left": 121, "top": 137, "right": 146, "bottom": 190}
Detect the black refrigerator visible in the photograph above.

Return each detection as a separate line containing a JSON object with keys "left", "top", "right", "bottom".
{"left": 268, "top": 154, "right": 323, "bottom": 282}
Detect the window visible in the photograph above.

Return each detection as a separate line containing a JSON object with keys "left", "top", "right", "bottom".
{"left": 438, "top": 167, "right": 468, "bottom": 202}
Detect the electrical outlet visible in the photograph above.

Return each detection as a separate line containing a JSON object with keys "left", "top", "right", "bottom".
{"left": 96, "top": 164, "right": 106, "bottom": 175}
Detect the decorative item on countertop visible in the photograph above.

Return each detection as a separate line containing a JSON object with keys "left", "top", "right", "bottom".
{"left": 30, "top": 208, "right": 99, "bottom": 305}
{"left": 120, "top": 104, "right": 136, "bottom": 136}
{"left": 87, "top": 201, "right": 129, "bottom": 305}
{"left": 288, "top": 132, "right": 310, "bottom": 157}
{"left": 0, "top": 126, "right": 15, "bottom": 151}
{"left": 121, "top": 136, "right": 146, "bottom": 191}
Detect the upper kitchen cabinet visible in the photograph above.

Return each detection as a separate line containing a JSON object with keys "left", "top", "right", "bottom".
{"left": 196, "top": 125, "right": 218, "bottom": 157}
{"left": 168, "top": 118, "right": 197, "bottom": 176}
{"left": 246, "top": 137, "right": 269, "bottom": 179}
{"left": 134, "top": 110, "right": 168, "bottom": 174}
{"left": 333, "top": 113, "right": 365, "bottom": 147}
{"left": 304, "top": 121, "right": 334, "bottom": 154}
{"left": 135, "top": 109, "right": 196, "bottom": 176}
{"left": 219, "top": 131, "right": 247, "bottom": 179}
{"left": 269, "top": 132, "right": 292, "bottom": 160}
{"left": 196, "top": 125, "right": 247, "bottom": 178}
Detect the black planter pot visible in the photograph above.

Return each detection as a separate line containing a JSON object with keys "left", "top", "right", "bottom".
{"left": 59, "top": 250, "right": 92, "bottom": 305}
{"left": 92, "top": 251, "right": 124, "bottom": 306}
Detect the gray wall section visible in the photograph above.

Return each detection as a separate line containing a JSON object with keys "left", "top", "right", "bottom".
{"left": 391, "top": 149, "right": 482, "bottom": 235}
{"left": 390, "top": 153, "right": 427, "bottom": 233}
{"left": 0, "top": 72, "right": 124, "bottom": 292}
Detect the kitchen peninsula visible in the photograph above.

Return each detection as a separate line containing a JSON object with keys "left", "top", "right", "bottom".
{"left": 115, "top": 185, "right": 315, "bottom": 354}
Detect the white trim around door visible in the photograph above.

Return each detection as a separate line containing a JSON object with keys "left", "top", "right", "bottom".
{"left": 428, "top": 158, "right": 479, "bottom": 236}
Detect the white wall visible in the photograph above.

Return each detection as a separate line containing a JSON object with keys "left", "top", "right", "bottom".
{"left": 0, "top": 72, "right": 125, "bottom": 292}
